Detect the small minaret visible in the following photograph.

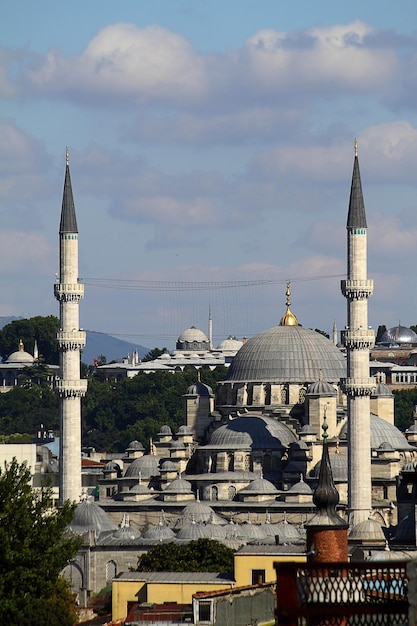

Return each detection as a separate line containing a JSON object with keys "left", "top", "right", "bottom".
{"left": 54, "top": 148, "right": 87, "bottom": 504}
{"left": 306, "top": 411, "right": 348, "bottom": 562}
{"left": 332, "top": 320, "right": 338, "bottom": 346}
{"left": 341, "top": 140, "right": 375, "bottom": 527}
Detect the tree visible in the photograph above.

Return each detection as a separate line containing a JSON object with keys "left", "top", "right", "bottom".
{"left": 136, "top": 538, "right": 235, "bottom": 573}
{"left": 376, "top": 325, "right": 387, "bottom": 343}
{"left": 142, "top": 347, "right": 169, "bottom": 362}
{"left": 0, "top": 459, "right": 81, "bottom": 624}
{"left": 0, "top": 316, "right": 60, "bottom": 364}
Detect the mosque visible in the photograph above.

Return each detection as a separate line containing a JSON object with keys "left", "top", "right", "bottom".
{"left": 55, "top": 146, "right": 417, "bottom": 605}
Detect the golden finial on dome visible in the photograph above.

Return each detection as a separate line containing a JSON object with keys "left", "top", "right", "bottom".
{"left": 279, "top": 281, "right": 298, "bottom": 326}
{"left": 19, "top": 339, "right": 24, "bottom": 351}
{"left": 354, "top": 137, "right": 358, "bottom": 157}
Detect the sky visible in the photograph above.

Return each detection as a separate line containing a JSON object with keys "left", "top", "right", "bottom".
{"left": 1, "top": 0, "right": 417, "bottom": 351}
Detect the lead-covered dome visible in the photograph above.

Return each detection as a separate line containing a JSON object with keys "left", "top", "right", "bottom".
{"left": 226, "top": 326, "right": 346, "bottom": 383}
{"left": 339, "top": 414, "right": 412, "bottom": 451}
{"left": 6, "top": 340, "right": 34, "bottom": 364}
{"left": 208, "top": 415, "right": 296, "bottom": 449}
{"left": 379, "top": 325, "right": 417, "bottom": 346}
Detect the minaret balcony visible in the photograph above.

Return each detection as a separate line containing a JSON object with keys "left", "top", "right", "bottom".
{"left": 55, "top": 330, "right": 86, "bottom": 351}
{"left": 55, "top": 379, "right": 88, "bottom": 398}
{"left": 54, "top": 283, "right": 84, "bottom": 302}
{"left": 341, "top": 377, "right": 376, "bottom": 397}
{"left": 341, "top": 279, "right": 373, "bottom": 299}
{"left": 341, "top": 329, "right": 375, "bottom": 350}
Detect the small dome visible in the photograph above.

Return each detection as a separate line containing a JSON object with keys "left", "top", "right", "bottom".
{"left": 208, "top": 415, "right": 296, "bottom": 449}
{"left": 68, "top": 500, "right": 118, "bottom": 535}
{"left": 379, "top": 325, "right": 417, "bottom": 346}
{"left": 143, "top": 524, "right": 175, "bottom": 541}
{"left": 159, "top": 425, "right": 172, "bottom": 436}
{"left": 181, "top": 500, "right": 225, "bottom": 525}
{"left": 178, "top": 326, "right": 209, "bottom": 343}
{"left": 164, "top": 478, "right": 193, "bottom": 493}
{"left": 112, "top": 525, "right": 141, "bottom": 541}
{"left": 349, "top": 518, "right": 386, "bottom": 542}
{"left": 275, "top": 519, "right": 302, "bottom": 544}
{"left": 129, "top": 483, "right": 153, "bottom": 495}
{"left": 185, "top": 382, "right": 213, "bottom": 396}
{"left": 177, "top": 425, "right": 193, "bottom": 435}
{"left": 126, "top": 440, "right": 144, "bottom": 451}
{"left": 306, "top": 381, "right": 336, "bottom": 396}
{"left": 288, "top": 477, "right": 313, "bottom": 495}
{"left": 104, "top": 460, "right": 121, "bottom": 473}
{"left": 239, "top": 478, "right": 278, "bottom": 495}
{"left": 124, "top": 455, "right": 161, "bottom": 478}
{"left": 225, "top": 522, "right": 267, "bottom": 541}
{"left": 161, "top": 460, "right": 177, "bottom": 471}
{"left": 6, "top": 340, "right": 34, "bottom": 364}
{"left": 176, "top": 521, "right": 215, "bottom": 541}
{"left": 217, "top": 336, "right": 243, "bottom": 351}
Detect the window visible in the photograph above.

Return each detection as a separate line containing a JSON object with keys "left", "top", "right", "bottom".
{"left": 106, "top": 560, "right": 117, "bottom": 583}
{"left": 252, "top": 569, "right": 266, "bottom": 585}
{"left": 198, "top": 600, "right": 212, "bottom": 622}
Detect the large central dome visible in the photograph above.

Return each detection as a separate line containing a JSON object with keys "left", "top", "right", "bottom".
{"left": 227, "top": 325, "right": 346, "bottom": 383}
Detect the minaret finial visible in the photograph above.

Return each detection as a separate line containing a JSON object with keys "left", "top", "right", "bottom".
{"left": 354, "top": 138, "right": 358, "bottom": 157}
{"left": 279, "top": 281, "right": 298, "bottom": 326}
{"left": 66, "top": 147, "right": 69, "bottom": 166}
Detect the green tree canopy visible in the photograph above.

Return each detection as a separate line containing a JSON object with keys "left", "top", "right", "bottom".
{"left": 142, "top": 347, "right": 169, "bottom": 362}
{"left": 136, "top": 538, "right": 235, "bottom": 573}
{"left": 0, "top": 459, "right": 81, "bottom": 625}
{"left": 0, "top": 316, "right": 60, "bottom": 364}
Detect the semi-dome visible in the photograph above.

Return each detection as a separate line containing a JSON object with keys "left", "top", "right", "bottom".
{"left": 226, "top": 326, "right": 346, "bottom": 383}
{"left": 339, "top": 414, "right": 412, "bottom": 451}
{"left": 208, "top": 415, "right": 296, "bottom": 449}
{"left": 68, "top": 500, "right": 118, "bottom": 535}
{"left": 379, "top": 325, "right": 417, "bottom": 346}
{"left": 312, "top": 453, "right": 348, "bottom": 481}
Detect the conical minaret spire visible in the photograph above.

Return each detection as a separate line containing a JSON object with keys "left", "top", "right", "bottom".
{"left": 54, "top": 149, "right": 87, "bottom": 504}
{"left": 341, "top": 140, "right": 375, "bottom": 528}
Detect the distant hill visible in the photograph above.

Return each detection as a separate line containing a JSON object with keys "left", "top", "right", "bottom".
{"left": 0, "top": 318, "right": 150, "bottom": 365}
{"left": 83, "top": 331, "right": 150, "bottom": 365}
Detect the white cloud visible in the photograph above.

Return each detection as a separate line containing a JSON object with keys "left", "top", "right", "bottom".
{"left": 27, "top": 23, "right": 207, "bottom": 105}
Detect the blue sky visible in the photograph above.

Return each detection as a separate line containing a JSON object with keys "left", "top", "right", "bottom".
{"left": 1, "top": 0, "right": 417, "bottom": 352}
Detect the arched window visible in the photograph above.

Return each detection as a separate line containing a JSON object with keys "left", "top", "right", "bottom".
{"left": 211, "top": 486, "right": 219, "bottom": 501}
{"left": 228, "top": 486, "right": 236, "bottom": 501}
{"left": 106, "top": 560, "right": 117, "bottom": 584}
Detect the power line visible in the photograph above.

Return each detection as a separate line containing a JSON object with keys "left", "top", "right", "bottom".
{"left": 81, "top": 273, "right": 345, "bottom": 291}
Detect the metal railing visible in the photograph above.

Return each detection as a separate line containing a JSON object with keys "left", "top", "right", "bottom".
{"left": 274, "top": 560, "right": 408, "bottom": 625}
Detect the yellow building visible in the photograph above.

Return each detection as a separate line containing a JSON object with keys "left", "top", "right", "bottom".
{"left": 112, "top": 571, "right": 234, "bottom": 620}
{"left": 112, "top": 545, "right": 306, "bottom": 620}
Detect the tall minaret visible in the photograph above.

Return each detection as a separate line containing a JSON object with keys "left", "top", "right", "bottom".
{"left": 341, "top": 140, "right": 375, "bottom": 527}
{"left": 54, "top": 149, "right": 87, "bottom": 504}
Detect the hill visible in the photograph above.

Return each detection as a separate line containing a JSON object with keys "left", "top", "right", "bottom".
{"left": 0, "top": 317, "right": 150, "bottom": 365}
{"left": 83, "top": 331, "right": 150, "bottom": 365}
